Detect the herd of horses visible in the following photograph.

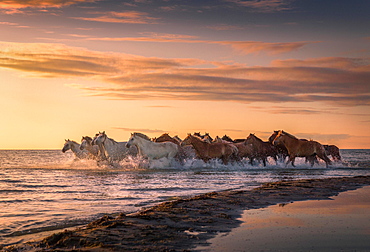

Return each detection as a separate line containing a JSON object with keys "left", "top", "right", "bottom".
{"left": 62, "top": 130, "right": 341, "bottom": 168}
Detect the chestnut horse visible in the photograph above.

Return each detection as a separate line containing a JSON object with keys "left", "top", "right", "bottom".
{"left": 245, "top": 133, "right": 278, "bottom": 166}
{"left": 214, "top": 136, "right": 255, "bottom": 164}
{"left": 153, "top": 133, "right": 181, "bottom": 145}
{"left": 324, "top": 145, "right": 341, "bottom": 161}
{"left": 181, "top": 134, "right": 238, "bottom": 165}
{"left": 268, "top": 131, "right": 289, "bottom": 161}
{"left": 272, "top": 130, "right": 331, "bottom": 168}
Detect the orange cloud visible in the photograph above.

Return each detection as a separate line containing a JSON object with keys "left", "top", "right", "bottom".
{"left": 86, "top": 33, "right": 314, "bottom": 55}
{"left": 217, "top": 41, "right": 317, "bottom": 55}
{"left": 0, "top": 0, "right": 96, "bottom": 10}
{"left": 74, "top": 11, "right": 160, "bottom": 24}
{"left": 0, "top": 42, "right": 369, "bottom": 107}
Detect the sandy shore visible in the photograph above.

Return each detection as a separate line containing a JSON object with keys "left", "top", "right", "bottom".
{"left": 3, "top": 175, "right": 370, "bottom": 252}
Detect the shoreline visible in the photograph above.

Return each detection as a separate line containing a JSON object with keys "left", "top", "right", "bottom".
{"left": 3, "top": 175, "right": 370, "bottom": 251}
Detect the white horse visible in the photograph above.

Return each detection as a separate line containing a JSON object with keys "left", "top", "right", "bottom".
{"left": 80, "top": 136, "right": 100, "bottom": 159}
{"left": 126, "top": 133, "right": 179, "bottom": 163}
{"left": 62, "top": 139, "right": 90, "bottom": 159}
{"left": 94, "top": 131, "right": 137, "bottom": 163}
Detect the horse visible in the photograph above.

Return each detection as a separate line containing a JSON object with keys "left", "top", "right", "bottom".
{"left": 194, "top": 132, "right": 213, "bottom": 143}
{"left": 153, "top": 133, "right": 181, "bottom": 145}
{"left": 80, "top": 136, "right": 100, "bottom": 158}
{"left": 126, "top": 133, "right": 179, "bottom": 164}
{"left": 153, "top": 133, "right": 188, "bottom": 163}
{"left": 181, "top": 134, "right": 238, "bottom": 165}
{"left": 324, "top": 145, "right": 341, "bottom": 161}
{"left": 213, "top": 136, "right": 230, "bottom": 143}
{"left": 272, "top": 130, "right": 331, "bottom": 168}
{"left": 245, "top": 133, "right": 278, "bottom": 166}
{"left": 214, "top": 136, "right": 255, "bottom": 163}
{"left": 221, "top": 135, "right": 245, "bottom": 143}
{"left": 62, "top": 139, "right": 90, "bottom": 159}
{"left": 268, "top": 131, "right": 289, "bottom": 162}
{"left": 94, "top": 131, "right": 137, "bottom": 164}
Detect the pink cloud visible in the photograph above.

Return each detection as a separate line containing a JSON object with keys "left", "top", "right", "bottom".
{"left": 74, "top": 11, "right": 160, "bottom": 24}
{"left": 216, "top": 41, "right": 317, "bottom": 55}
{"left": 0, "top": 0, "right": 96, "bottom": 9}
{"left": 0, "top": 42, "right": 369, "bottom": 107}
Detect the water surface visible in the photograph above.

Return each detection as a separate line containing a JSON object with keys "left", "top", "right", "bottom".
{"left": 0, "top": 149, "right": 369, "bottom": 246}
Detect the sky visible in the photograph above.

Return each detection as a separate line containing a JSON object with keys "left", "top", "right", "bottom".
{"left": 0, "top": 0, "right": 369, "bottom": 149}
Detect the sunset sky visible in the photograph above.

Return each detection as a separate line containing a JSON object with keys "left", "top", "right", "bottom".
{"left": 0, "top": 0, "right": 369, "bottom": 149}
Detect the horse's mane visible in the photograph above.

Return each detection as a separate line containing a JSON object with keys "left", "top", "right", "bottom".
{"left": 281, "top": 130, "right": 298, "bottom": 140}
{"left": 133, "top": 132, "right": 151, "bottom": 141}
{"left": 250, "top": 134, "right": 264, "bottom": 143}
{"left": 66, "top": 139, "right": 79, "bottom": 145}
{"left": 82, "top": 136, "right": 92, "bottom": 141}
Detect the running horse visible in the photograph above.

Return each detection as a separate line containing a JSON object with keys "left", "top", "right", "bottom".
{"left": 324, "top": 145, "right": 341, "bottom": 162}
{"left": 153, "top": 133, "right": 181, "bottom": 145}
{"left": 94, "top": 131, "right": 137, "bottom": 164}
{"left": 80, "top": 136, "right": 100, "bottom": 159}
{"left": 62, "top": 139, "right": 90, "bottom": 159}
{"left": 245, "top": 133, "right": 278, "bottom": 166}
{"left": 126, "top": 132, "right": 179, "bottom": 165}
{"left": 153, "top": 133, "right": 188, "bottom": 162}
{"left": 181, "top": 134, "right": 238, "bottom": 165}
{"left": 272, "top": 130, "right": 331, "bottom": 168}
{"left": 268, "top": 131, "right": 289, "bottom": 162}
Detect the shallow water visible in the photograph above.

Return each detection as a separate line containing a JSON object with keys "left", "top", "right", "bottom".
{"left": 0, "top": 149, "right": 369, "bottom": 246}
{"left": 196, "top": 186, "right": 370, "bottom": 252}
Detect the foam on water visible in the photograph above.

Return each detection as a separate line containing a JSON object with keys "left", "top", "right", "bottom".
{"left": 0, "top": 149, "right": 369, "bottom": 246}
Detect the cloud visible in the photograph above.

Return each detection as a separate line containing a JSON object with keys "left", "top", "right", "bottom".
{"left": 205, "top": 24, "right": 244, "bottom": 31}
{"left": 73, "top": 11, "right": 160, "bottom": 24}
{"left": 0, "top": 42, "right": 369, "bottom": 107}
{"left": 226, "top": 0, "right": 294, "bottom": 12}
{"left": 87, "top": 33, "right": 314, "bottom": 55}
{"left": 112, "top": 127, "right": 167, "bottom": 135}
{"left": 0, "top": 0, "right": 96, "bottom": 13}
{"left": 216, "top": 41, "right": 316, "bottom": 55}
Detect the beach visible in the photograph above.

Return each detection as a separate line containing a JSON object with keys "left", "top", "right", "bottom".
{"left": 3, "top": 175, "right": 370, "bottom": 252}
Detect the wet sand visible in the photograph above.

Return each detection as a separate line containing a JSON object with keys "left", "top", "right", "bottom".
{"left": 196, "top": 186, "right": 370, "bottom": 252}
{"left": 3, "top": 175, "right": 370, "bottom": 252}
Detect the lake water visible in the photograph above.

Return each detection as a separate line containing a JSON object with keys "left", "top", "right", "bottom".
{"left": 0, "top": 149, "right": 369, "bottom": 247}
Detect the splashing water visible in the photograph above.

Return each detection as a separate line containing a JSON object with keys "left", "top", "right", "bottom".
{"left": 0, "top": 149, "right": 369, "bottom": 246}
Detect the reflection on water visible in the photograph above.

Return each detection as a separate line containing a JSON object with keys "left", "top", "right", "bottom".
{"left": 197, "top": 186, "right": 370, "bottom": 252}
{"left": 0, "top": 149, "right": 369, "bottom": 246}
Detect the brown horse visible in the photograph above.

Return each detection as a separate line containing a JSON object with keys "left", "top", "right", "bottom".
{"left": 272, "top": 130, "right": 331, "bottom": 168}
{"left": 181, "top": 134, "right": 238, "bottom": 165}
{"left": 221, "top": 135, "right": 245, "bottom": 143}
{"left": 245, "top": 133, "right": 278, "bottom": 166}
{"left": 268, "top": 131, "right": 289, "bottom": 161}
{"left": 214, "top": 136, "right": 255, "bottom": 163}
{"left": 153, "top": 133, "right": 181, "bottom": 145}
{"left": 324, "top": 145, "right": 341, "bottom": 161}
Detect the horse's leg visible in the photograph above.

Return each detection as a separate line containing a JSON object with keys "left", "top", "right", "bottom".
{"left": 262, "top": 157, "right": 266, "bottom": 167}
{"left": 221, "top": 155, "right": 228, "bottom": 165}
{"left": 287, "top": 155, "right": 295, "bottom": 167}
{"left": 317, "top": 152, "right": 332, "bottom": 168}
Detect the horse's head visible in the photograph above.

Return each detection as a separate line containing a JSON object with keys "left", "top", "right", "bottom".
{"left": 222, "top": 135, "right": 233, "bottom": 142}
{"left": 181, "top": 134, "right": 193, "bottom": 146}
{"left": 62, "top": 139, "right": 71, "bottom": 153}
{"left": 268, "top": 131, "right": 280, "bottom": 143}
{"left": 94, "top": 131, "right": 107, "bottom": 146}
{"left": 126, "top": 133, "right": 138, "bottom": 148}
{"left": 80, "top": 136, "right": 92, "bottom": 150}
{"left": 271, "top": 130, "right": 284, "bottom": 146}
